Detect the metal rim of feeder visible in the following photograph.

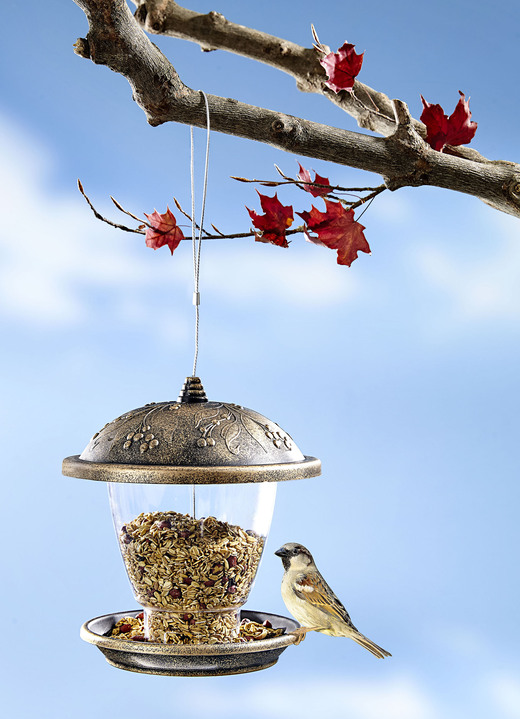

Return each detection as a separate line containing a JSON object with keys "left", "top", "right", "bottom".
{"left": 81, "top": 609, "right": 300, "bottom": 676}
{"left": 62, "top": 377, "right": 321, "bottom": 485}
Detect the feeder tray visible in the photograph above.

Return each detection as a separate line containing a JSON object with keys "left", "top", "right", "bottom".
{"left": 81, "top": 610, "right": 300, "bottom": 676}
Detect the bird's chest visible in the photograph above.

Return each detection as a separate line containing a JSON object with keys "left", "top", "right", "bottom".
{"left": 281, "top": 574, "right": 327, "bottom": 628}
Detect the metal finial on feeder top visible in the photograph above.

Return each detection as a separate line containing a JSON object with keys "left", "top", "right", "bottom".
{"left": 178, "top": 376, "right": 208, "bottom": 404}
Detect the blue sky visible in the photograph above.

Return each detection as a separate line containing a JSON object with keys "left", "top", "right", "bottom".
{"left": 2, "top": 1, "right": 520, "bottom": 718}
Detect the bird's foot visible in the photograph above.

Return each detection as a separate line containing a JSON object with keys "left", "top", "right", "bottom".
{"left": 290, "top": 627, "right": 316, "bottom": 646}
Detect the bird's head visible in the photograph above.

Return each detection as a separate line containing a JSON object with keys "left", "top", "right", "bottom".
{"left": 275, "top": 542, "right": 314, "bottom": 571}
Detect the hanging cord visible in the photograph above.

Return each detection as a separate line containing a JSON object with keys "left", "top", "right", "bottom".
{"left": 190, "top": 91, "right": 211, "bottom": 378}
{"left": 190, "top": 92, "right": 210, "bottom": 520}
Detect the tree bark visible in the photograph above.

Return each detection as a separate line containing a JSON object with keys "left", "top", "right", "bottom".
{"left": 73, "top": 0, "right": 520, "bottom": 219}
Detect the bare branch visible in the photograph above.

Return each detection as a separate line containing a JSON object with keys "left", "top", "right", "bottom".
{"left": 110, "top": 195, "right": 147, "bottom": 225}
{"left": 79, "top": 179, "right": 308, "bottom": 242}
{"left": 211, "top": 223, "right": 226, "bottom": 237}
{"left": 173, "top": 196, "right": 199, "bottom": 228}
{"left": 356, "top": 194, "right": 378, "bottom": 220}
{"left": 310, "top": 24, "right": 328, "bottom": 55}
{"left": 274, "top": 164, "right": 289, "bottom": 180}
{"left": 231, "top": 174, "right": 383, "bottom": 195}
{"left": 78, "top": 179, "right": 145, "bottom": 234}
{"left": 344, "top": 185, "right": 386, "bottom": 212}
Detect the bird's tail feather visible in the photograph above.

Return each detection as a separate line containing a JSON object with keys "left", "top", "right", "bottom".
{"left": 350, "top": 631, "right": 392, "bottom": 659}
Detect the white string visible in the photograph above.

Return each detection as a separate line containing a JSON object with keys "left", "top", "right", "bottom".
{"left": 190, "top": 91, "right": 211, "bottom": 378}
{"left": 190, "top": 92, "right": 210, "bottom": 521}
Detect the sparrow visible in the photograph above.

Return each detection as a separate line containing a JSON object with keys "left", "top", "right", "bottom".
{"left": 275, "top": 542, "right": 391, "bottom": 658}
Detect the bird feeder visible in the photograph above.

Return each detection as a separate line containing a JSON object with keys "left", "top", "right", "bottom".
{"left": 62, "top": 376, "right": 321, "bottom": 675}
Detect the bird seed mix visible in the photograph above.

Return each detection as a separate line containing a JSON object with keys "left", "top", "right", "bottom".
{"left": 119, "top": 510, "right": 265, "bottom": 644}
{"left": 111, "top": 614, "right": 285, "bottom": 643}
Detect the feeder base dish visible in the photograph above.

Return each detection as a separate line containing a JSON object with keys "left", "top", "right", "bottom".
{"left": 80, "top": 609, "right": 299, "bottom": 676}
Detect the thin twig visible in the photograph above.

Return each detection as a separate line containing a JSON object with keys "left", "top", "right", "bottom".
{"left": 356, "top": 194, "right": 377, "bottom": 220}
{"left": 310, "top": 24, "right": 327, "bottom": 54}
{"left": 337, "top": 194, "right": 364, "bottom": 204}
{"left": 78, "top": 179, "right": 145, "bottom": 235}
{"left": 274, "top": 164, "right": 290, "bottom": 179}
{"left": 350, "top": 186, "right": 386, "bottom": 214}
{"left": 173, "top": 196, "right": 213, "bottom": 237}
{"left": 337, "top": 186, "right": 386, "bottom": 211}
{"left": 231, "top": 175, "right": 383, "bottom": 194}
{"left": 351, "top": 89, "right": 395, "bottom": 124}
{"left": 211, "top": 223, "right": 226, "bottom": 236}
{"left": 173, "top": 196, "right": 196, "bottom": 224}
{"left": 78, "top": 180, "right": 306, "bottom": 242}
{"left": 110, "top": 196, "right": 147, "bottom": 225}
{"left": 198, "top": 226, "right": 304, "bottom": 241}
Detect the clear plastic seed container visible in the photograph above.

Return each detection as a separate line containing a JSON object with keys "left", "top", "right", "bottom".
{"left": 108, "top": 482, "right": 277, "bottom": 644}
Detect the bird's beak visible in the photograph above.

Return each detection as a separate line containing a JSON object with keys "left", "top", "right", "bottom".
{"left": 275, "top": 546, "right": 289, "bottom": 558}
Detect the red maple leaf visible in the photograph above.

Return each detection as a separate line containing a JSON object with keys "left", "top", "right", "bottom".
{"left": 297, "top": 163, "right": 332, "bottom": 197}
{"left": 144, "top": 208, "right": 184, "bottom": 254}
{"left": 298, "top": 200, "right": 370, "bottom": 267}
{"left": 319, "top": 42, "right": 364, "bottom": 93}
{"left": 420, "top": 91, "right": 477, "bottom": 152}
{"left": 247, "top": 192, "right": 294, "bottom": 247}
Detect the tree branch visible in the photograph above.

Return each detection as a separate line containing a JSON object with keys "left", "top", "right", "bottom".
{"left": 132, "top": 0, "right": 399, "bottom": 138}
{"left": 131, "top": 0, "right": 499, "bottom": 166}
{"left": 74, "top": 0, "right": 520, "bottom": 219}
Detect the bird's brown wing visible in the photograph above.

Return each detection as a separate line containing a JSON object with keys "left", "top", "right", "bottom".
{"left": 294, "top": 572, "right": 356, "bottom": 628}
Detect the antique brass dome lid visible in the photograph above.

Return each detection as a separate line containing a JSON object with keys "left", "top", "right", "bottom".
{"left": 62, "top": 377, "right": 321, "bottom": 484}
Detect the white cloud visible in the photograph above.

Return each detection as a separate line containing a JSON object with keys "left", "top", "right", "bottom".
{"left": 204, "top": 246, "right": 362, "bottom": 308}
{"left": 488, "top": 675, "right": 520, "bottom": 718}
{"left": 426, "top": 621, "right": 493, "bottom": 663}
{"left": 369, "top": 188, "right": 416, "bottom": 224}
{"left": 413, "top": 212, "right": 520, "bottom": 327}
{"left": 0, "top": 115, "right": 184, "bottom": 329}
{"left": 188, "top": 675, "right": 438, "bottom": 719}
